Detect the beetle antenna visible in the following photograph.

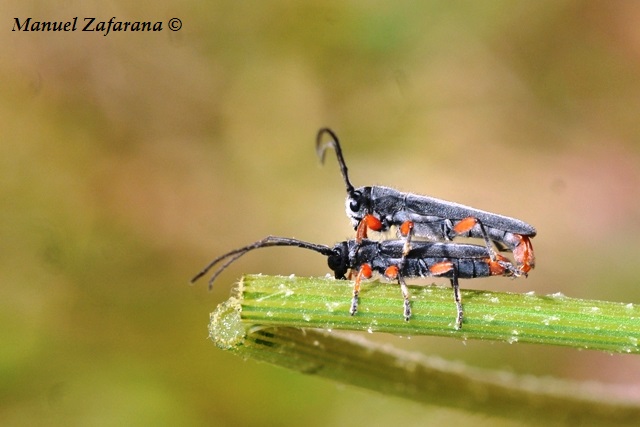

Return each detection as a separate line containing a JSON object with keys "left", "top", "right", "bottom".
{"left": 190, "top": 236, "right": 334, "bottom": 290}
{"left": 316, "top": 128, "right": 356, "bottom": 195}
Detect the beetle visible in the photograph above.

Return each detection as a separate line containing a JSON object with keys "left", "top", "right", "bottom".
{"left": 316, "top": 128, "right": 536, "bottom": 276}
{"left": 191, "top": 236, "right": 517, "bottom": 329}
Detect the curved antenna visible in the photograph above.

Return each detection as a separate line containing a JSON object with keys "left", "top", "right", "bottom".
{"left": 190, "top": 236, "right": 334, "bottom": 290}
{"left": 316, "top": 128, "right": 356, "bottom": 195}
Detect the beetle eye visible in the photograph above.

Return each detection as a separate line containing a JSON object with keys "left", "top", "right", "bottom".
{"left": 349, "top": 191, "right": 362, "bottom": 212}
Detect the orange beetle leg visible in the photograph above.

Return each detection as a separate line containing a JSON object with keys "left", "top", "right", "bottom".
{"left": 399, "top": 220, "right": 414, "bottom": 237}
{"left": 355, "top": 220, "right": 368, "bottom": 242}
{"left": 384, "top": 265, "right": 399, "bottom": 279}
{"left": 356, "top": 214, "right": 383, "bottom": 242}
{"left": 430, "top": 260, "right": 454, "bottom": 276}
{"left": 513, "top": 235, "right": 535, "bottom": 275}
{"left": 400, "top": 221, "right": 414, "bottom": 257}
{"left": 364, "top": 214, "right": 383, "bottom": 231}
{"left": 350, "top": 264, "right": 373, "bottom": 316}
{"left": 452, "top": 216, "right": 479, "bottom": 234}
{"left": 487, "top": 254, "right": 512, "bottom": 276}
{"left": 429, "top": 261, "right": 463, "bottom": 330}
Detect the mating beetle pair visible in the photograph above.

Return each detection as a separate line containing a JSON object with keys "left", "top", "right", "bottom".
{"left": 192, "top": 129, "right": 536, "bottom": 329}
{"left": 315, "top": 128, "right": 536, "bottom": 277}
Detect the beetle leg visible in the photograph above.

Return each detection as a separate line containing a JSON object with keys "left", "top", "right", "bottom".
{"left": 398, "top": 220, "right": 415, "bottom": 272}
{"left": 453, "top": 217, "right": 498, "bottom": 263}
{"left": 450, "top": 269, "right": 463, "bottom": 330}
{"left": 356, "top": 220, "right": 368, "bottom": 242}
{"left": 399, "top": 221, "right": 414, "bottom": 257}
{"left": 442, "top": 219, "right": 454, "bottom": 241}
{"left": 351, "top": 263, "right": 372, "bottom": 316}
{"left": 398, "top": 273, "right": 411, "bottom": 321}
{"left": 488, "top": 254, "right": 518, "bottom": 277}
{"left": 356, "top": 214, "right": 384, "bottom": 243}
{"left": 384, "top": 265, "right": 411, "bottom": 321}
{"left": 512, "top": 234, "right": 535, "bottom": 276}
{"left": 430, "top": 260, "right": 463, "bottom": 330}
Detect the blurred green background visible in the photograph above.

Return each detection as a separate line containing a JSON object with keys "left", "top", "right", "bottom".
{"left": 3, "top": 1, "right": 640, "bottom": 426}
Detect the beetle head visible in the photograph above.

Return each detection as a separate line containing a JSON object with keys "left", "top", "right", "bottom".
{"left": 345, "top": 186, "right": 371, "bottom": 228}
{"left": 327, "top": 242, "right": 350, "bottom": 279}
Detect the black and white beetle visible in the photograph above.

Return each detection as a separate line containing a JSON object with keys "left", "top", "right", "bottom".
{"left": 316, "top": 128, "right": 537, "bottom": 276}
{"left": 191, "top": 236, "right": 517, "bottom": 329}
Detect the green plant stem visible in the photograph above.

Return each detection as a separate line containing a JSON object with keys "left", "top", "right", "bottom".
{"left": 208, "top": 275, "right": 640, "bottom": 424}
{"left": 230, "top": 274, "right": 639, "bottom": 353}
